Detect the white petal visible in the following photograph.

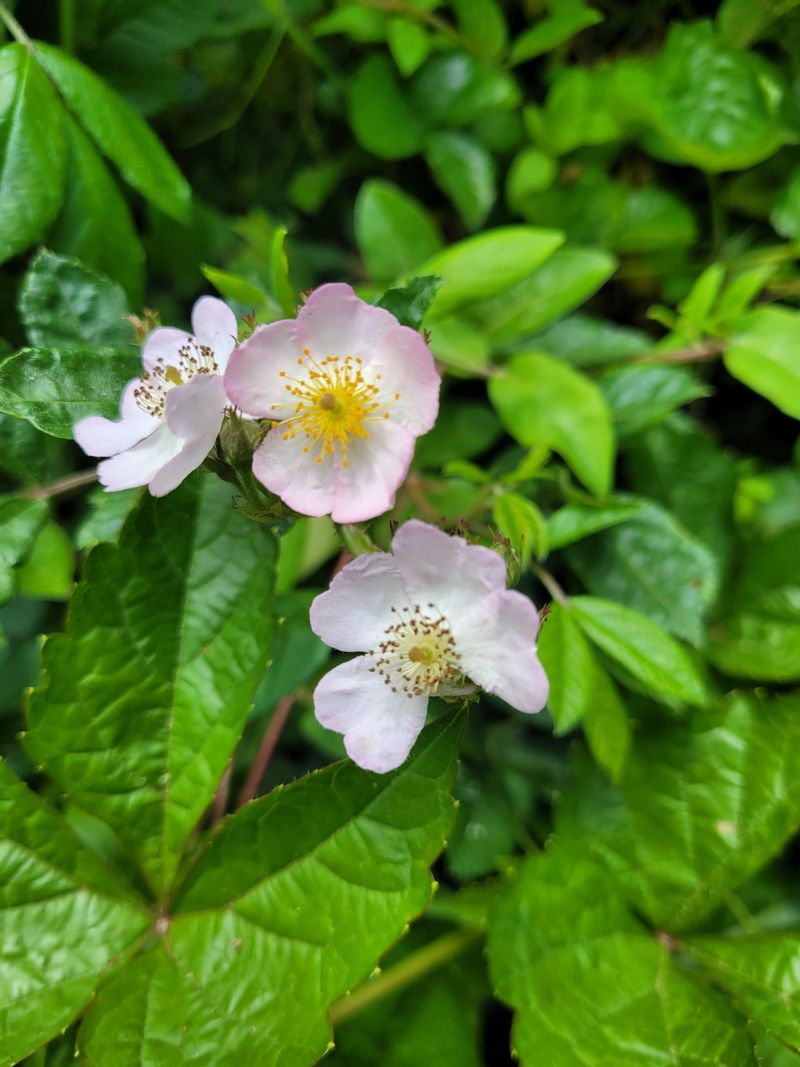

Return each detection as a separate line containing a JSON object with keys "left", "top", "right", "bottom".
{"left": 73, "top": 380, "right": 160, "bottom": 458}
{"left": 223, "top": 321, "right": 300, "bottom": 416}
{"left": 310, "top": 552, "right": 410, "bottom": 652}
{"left": 191, "top": 297, "right": 238, "bottom": 370}
{"left": 454, "top": 589, "right": 548, "bottom": 714}
{"left": 148, "top": 375, "right": 227, "bottom": 496}
{"left": 370, "top": 326, "right": 440, "bottom": 436}
{"left": 252, "top": 429, "right": 336, "bottom": 517}
{"left": 296, "top": 283, "right": 397, "bottom": 362}
{"left": 313, "top": 657, "right": 428, "bottom": 773}
{"left": 391, "top": 520, "right": 508, "bottom": 620}
{"left": 330, "top": 417, "right": 415, "bottom": 523}
{"left": 141, "top": 327, "right": 191, "bottom": 371}
{"left": 96, "top": 423, "right": 183, "bottom": 492}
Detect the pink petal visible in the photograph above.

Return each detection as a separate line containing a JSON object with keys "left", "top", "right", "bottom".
{"left": 73, "top": 380, "right": 159, "bottom": 457}
{"left": 148, "top": 375, "right": 227, "bottom": 496}
{"left": 296, "top": 283, "right": 397, "bottom": 362}
{"left": 251, "top": 430, "right": 336, "bottom": 516}
{"left": 313, "top": 656, "right": 428, "bottom": 773}
{"left": 331, "top": 418, "right": 415, "bottom": 523}
{"left": 310, "top": 552, "right": 410, "bottom": 652}
{"left": 141, "top": 327, "right": 191, "bottom": 371}
{"left": 391, "top": 521, "right": 508, "bottom": 620}
{"left": 223, "top": 321, "right": 299, "bottom": 416}
{"left": 97, "top": 423, "right": 183, "bottom": 492}
{"left": 370, "top": 326, "right": 440, "bottom": 436}
{"left": 454, "top": 588, "right": 548, "bottom": 714}
{"left": 191, "top": 297, "right": 238, "bottom": 370}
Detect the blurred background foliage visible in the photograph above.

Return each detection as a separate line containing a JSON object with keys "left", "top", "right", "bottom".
{"left": 2, "top": 0, "right": 800, "bottom": 1063}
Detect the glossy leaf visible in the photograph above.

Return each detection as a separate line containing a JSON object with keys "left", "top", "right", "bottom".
{"left": 424, "top": 130, "right": 495, "bottom": 231}
{"left": 510, "top": 2, "right": 601, "bottom": 65}
{"left": 348, "top": 55, "right": 423, "bottom": 160}
{"left": 598, "top": 363, "right": 710, "bottom": 438}
{"left": 547, "top": 500, "right": 643, "bottom": 550}
{"left": 355, "top": 180, "right": 443, "bottom": 282}
{"left": 725, "top": 307, "right": 800, "bottom": 420}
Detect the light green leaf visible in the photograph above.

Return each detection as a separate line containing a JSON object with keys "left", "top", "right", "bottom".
{"left": 533, "top": 313, "right": 647, "bottom": 368}
{"left": 0, "top": 762, "right": 149, "bottom": 1066}
{"left": 419, "top": 226, "right": 562, "bottom": 320}
{"left": 678, "top": 263, "right": 725, "bottom": 335}
{"left": 26, "top": 475, "right": 278, "bottom": 894}
{"left": 0, "top": 346, "right": 140, "bottom": 438}
{"left": 0, "top": 495, "right": 48, "bottom": 603}
{"left": 275, "top": 515, "right": 339, "bottom": 593}
{"left": 493, "top": 492, "right": 548, "bottom": 566}
{"left": 78, "top": 714, "right": 461, "bottom": 1065}
{"left": 75, "top": 486, "right": 142, "bottom": 550}
{"left": 506, "top": 147, "right": 557, "bottom": 213}
{"left": 201, "top": 264, "right": 271, "bottom": 310}
{"left": 474, "top": 247, "right": 617, "bottom": 346}
{"left": 387, "top": 18, "right": 430, "bottom": 77}
{"left": 425, "top": 314, "right": 490, "bottom": 375}
{"left": 598, "top": 363, "right": 710, "bottom": 438}
{"left": 36, "top": 43, "right": 191, "bottom": 220}
{"left": 569, "top": 595, "right": 708, "bottom": 706}
{"left": 566, "top": 500, "right": 719, "bottom": 645}
{"left": 582, "top": 657, "right": 630, "bottom": 783}
{"left": 489, "top": 351, "right": 615, "bottom": 497}
{"left": 718, "top": 0, "right": 800, "bottom": 47}
{"left": 16, "top": 521, "right": 74, "bottom": 600}
{"left": 355, "top": 180, "right": 443, "bottom": 282}
{"left": 348, "top": 55, "right": 423, "bottom": 160}
{"left": 424, "top": 130, "right": 495, "bottom": 231}
{"left": 510, "top": 2, "right": 602, "bottom": 65}
{"left": 18, "top": 249, "right": 131, "bottom": 347}
{"left": 547, "top": 500, "right": 643, "bottom": 550}
{"left": 0, "top": 43, "right": 67, "bottom": 263}
{"left": 536, "top": 602, "right": 597, "bottom": 733}
{"left": 724, "top": 306, "right": 800, "bottom": 420}
{"left": 451, "top": 0, "right": 507, "bottom": 60}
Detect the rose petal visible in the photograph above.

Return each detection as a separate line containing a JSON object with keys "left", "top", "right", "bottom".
{"left": 310, "top": 552, "right": 410, "bottom": 652}
{"left": 141, "top": 327, "right": 191, "bottom": 371}
{"left": 191, "top": 297, "right": 238, "bottom": 370}
{"left": 391, "top": 520, "right": 508, "bottom": 619}
{"left": 331, "top": 418, "right": 415, "bottom": 523}
{"left": 296, "top": 283, "right": 397, "bottom": 362}
{"left": 454, "top": 588, "right": 548, "bottom": 714}
{"left": 370, "top": 325, "right": 440, "bottom": 436}
{"left": 73, "top": 380, "right": 160, "bottom": 458}
{"left": 313, "top": 656, "right": 428, "bottom": 773}
{"left": 148, "top": 375, "right": 227, "bottom": 496}
{"left": 96, "top": 423, "right": 183, "bottom": 492}
{"left": 252, "top": 429, "right": 336, "bottom": 516}
{"left": 223, "top": 320, "right": 299, "bottom": 416}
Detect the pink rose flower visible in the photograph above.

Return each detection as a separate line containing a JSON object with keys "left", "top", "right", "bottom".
{"left": 74, "top": 297, "right": 236, "bottom": 496}
{"left": 223, "top": 283, "right": 440, "bottom": 522}
{"left": 310, "top": 520, "right": 549, "bottom": 773}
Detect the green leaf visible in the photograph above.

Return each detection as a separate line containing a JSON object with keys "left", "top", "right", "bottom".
{"left": 718, "top": 0, "right": 800, "bottom": 47}
{"left": 269, "top": 225, "right": 295, "bottom": 317}
{"left": 75, "top": 486, "right": 142, "bottom": 550}
{"left": 411, "top": 55, "right": 519, "bottom": 127}
{"left": 492, "top": 491, "right": 548, "bottom": 566}
{"left": 26, "top": 475, "right": 278, "bottom": 893}
{"left": 253, "top": 591, "right": 329, "bottom": 711}
{"left": 377, "top": 276, "right": 443, "bottom": 331}
{"left": 569, "top": 595, "right": 708, "bottom": 706}
{"left": 0, "top": 495, "right": 48, "bottom": 603}
{"left": 16, "top": 520, "right": 74, "bottom": 600}
{"left": 533, "top": 313, "right": 647, "bottom": 368}
{"left": 474, "top": 247, "right": 617, "bottom": 346}
{"left": 415, "top": 401, "right": 502, "bottom": 469}
{"left": 18, "top": 249, "right": 131, "bottom": 347}
{"left": 275, "top": 516, "right": 340, "bottom": 594}
{"left": 566, "top": 500, "right": 719, "bottom": 645}
{"left": 355, "top": 180, "right": 444, "bottom": 282}
{"left": 724, "top": 307, "right": 800, "bottom": 420}
{"left": 348, "top": 55, "right": 423, "bottom": 160}
{"left": 488, "top": 844, "right": 756, "bottom": 1067}
{"left": 506, "top": 147, "right": 557, "bottom": 213}
{"left": 426, "top": 315, "right": 491, "bottom": 376}
{"left": 79, "top": 714, "right": 462, "bottom": 1065}
{"left": 560, "top": 692, "right": 800, "bottom": 931}
{"left": 582, "top": 657, "right": 630, "bottom": 783}
{"left": 598, "top": 363, "right": 710, "bottom": 438}
{"left": 201, "top": 265, "right": 272, "bottom": 311}
{"left": 48, "top": 115, "right": 145, "bottom": 303}
{"left": 35, "top": 42, "right": 191, "bottom": 220}
{"left": 510, "top": 2, "right": 602, "bottom": 64}
{"left": 537, "top": 602, "right": 597, "bottom": 733}
{"left": 387, "top": 19, "right": 431, "bottom": 77}
{"left": 0, "top": 761, "right": 149, "bottom": 1066}
{"left": 489, "top": 351, "right": 615, "bottom": 497}
{"left": 423, "top": 130, "right": 495, "bottom": 231}
{"left": 419, "top": 226, "right": 563, "bottom": 320}
{"left": 547, "top": 500, "right": 643, "bottom": 550}
{"left": 0, "top": 346, "right": 140, "bottom": 438}
{"left": 0, "top": 43, "right": 67, "bottom": 263}
{"left": 451, "top": 0, "right": 507, "bottom": 60}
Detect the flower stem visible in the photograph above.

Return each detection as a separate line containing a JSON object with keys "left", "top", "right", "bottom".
{"left": 23, "top": 468, "right": 98, "bottom": 500}
{"left": 236, "top": 694, "right": 295, "bottom": 808}
{"left": 0, "top": 2, "right": 32, "bottom": 47}
{"left": 329, "top": 928, "right": 480, "bottom": 1026}
{"left": 59, "top": 0, "right": 76, "bottom": 53}
{"left": 531, "top": 562, "right": 569, "bottom": 606}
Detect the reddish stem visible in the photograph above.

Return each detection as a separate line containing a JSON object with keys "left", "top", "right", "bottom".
{"left": 236, "top": 695, "right": 295, "bottom": 808}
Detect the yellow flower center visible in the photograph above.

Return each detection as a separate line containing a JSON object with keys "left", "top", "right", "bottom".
{"left": 370, "top": 605, "right": 461, "bottom": 698}
{"left": 270, "top": 349, "right": 398, "bottom": 467}
{"left": 134, "top": 339, "right": 219, "bottom": 417}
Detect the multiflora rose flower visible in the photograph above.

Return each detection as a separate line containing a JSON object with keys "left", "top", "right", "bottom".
{"left": 310, "top": 520, "right": 549, "bottom": 773}
{"left": 74, "top": 298, "right": 237, "bottom": 496}
{"left": 223, "top": 283, "right": 440, "bottom": 523}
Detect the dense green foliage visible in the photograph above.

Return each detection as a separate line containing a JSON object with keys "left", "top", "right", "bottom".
{"left": 1, "top": 0, "right": 800, "bottom": 1063}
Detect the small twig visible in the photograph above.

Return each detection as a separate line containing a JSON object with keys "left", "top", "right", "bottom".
{"left": 331, "top": 549, "right": 353, "bottom": 578}
{"left": 211, "top": 765, "right": 232, "bottom": 824}
{"left": 0, "top": 1, "right": 33, "bottom": 47}
{"left": 532, "top": 562, "right": 569, "bottom": 606}
{"left": 22, "top": 468, "right": 97, "bottom": 500}
{"left": 236, "top": 694, "right": 295, "bottom": 808}
{"left": 632, "top": 339, "right": 724, "bottom": 365}
{"left": 357, "top": 0, "right": 482, "bottom": 58}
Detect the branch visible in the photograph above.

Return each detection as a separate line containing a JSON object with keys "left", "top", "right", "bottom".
{"left": 236, "top": 694, "right": 295, "bottom": 808}
{"left": 22, "top": 468, "right": 98, "bottom": 500}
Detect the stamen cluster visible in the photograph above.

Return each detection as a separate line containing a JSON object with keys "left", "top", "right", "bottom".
{"left": 134, "top": 341, "right": 219, "bottom": 417}
{"left": 370, "top": 603, "right": 460, "bottom": 698}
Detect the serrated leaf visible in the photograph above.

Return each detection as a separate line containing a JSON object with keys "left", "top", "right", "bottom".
{"left": 26, "top": 475, "right": 278, "bottom": 894}
{"left": 355, "top": 180, "right": 444, "bottom": 282}
{"left": 0, "top": 762, "right": 149, "bottom": 1065}
{"left": 78, "top": 714, "right": 461, "bottom": 1066}
{"left": 0, "top": 345, "right": 140, "bottom": 438}
{"left": 35, "top": 42, "right": 191, "bottom": 220}
{"left": 0, "top": 43, "right": 67, "bottom": 263}
{"left": 569, "top": 595, "right": 708, "bottom": 705}
{"left": 18, "top": 249, "right": 131, "bottom": 347}
{"left": 489, "top": 351, "right": 615, "bottom": 497}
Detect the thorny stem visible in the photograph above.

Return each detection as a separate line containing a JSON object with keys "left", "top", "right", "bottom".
{"left": 23, "top": 468, "right": 98, "bottom": 500}
{"left": 329, "top": 928, "right": 481, "bottom": 1026}
{"left": 0, "top": 2, "right": 32, "bottom": 47}
{"left": 236, "top": 694, "right": 295, "bottom": 808}
{"left": 532, "top": 562, "right": 569, "bottom": 606}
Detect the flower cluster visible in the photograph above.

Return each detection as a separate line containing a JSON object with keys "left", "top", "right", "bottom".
{"left": 74, "top": 282, "right": 548, "bottom": 772}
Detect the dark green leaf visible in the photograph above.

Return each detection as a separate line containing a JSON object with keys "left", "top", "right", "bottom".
{"left": 377, "top": 276, "right": 442, "bottom": 330}
{"left": 510, "top": 3, "right": 602, "bottom": 64}
{"left": 411, "top": 54, "right": 519, "bottom": 127}
{"left": 0, "top": 495, "right": 48, "bottom": 603}
{"left": 348, "top": 55, "right": 423, "bottom": 160}
{"left": 547, "top": 500, "right": 643, "bottom": 550}
{"left": 16, "top": 520, "right": 74, "bottom": 600}
{"left": 598, "top": 364, "right": 710, "bottom": 438}
{"left": 355, "top": 180, "right": 444, "bottom": 282}
{"left": 533, "top": 314, "right": 647, "bottom": 367}
{"left": 415, "top": 401, "right": 501, "bottom": 468}
{"left": 423, "top": 131, "right": 495, "bottom": 231}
